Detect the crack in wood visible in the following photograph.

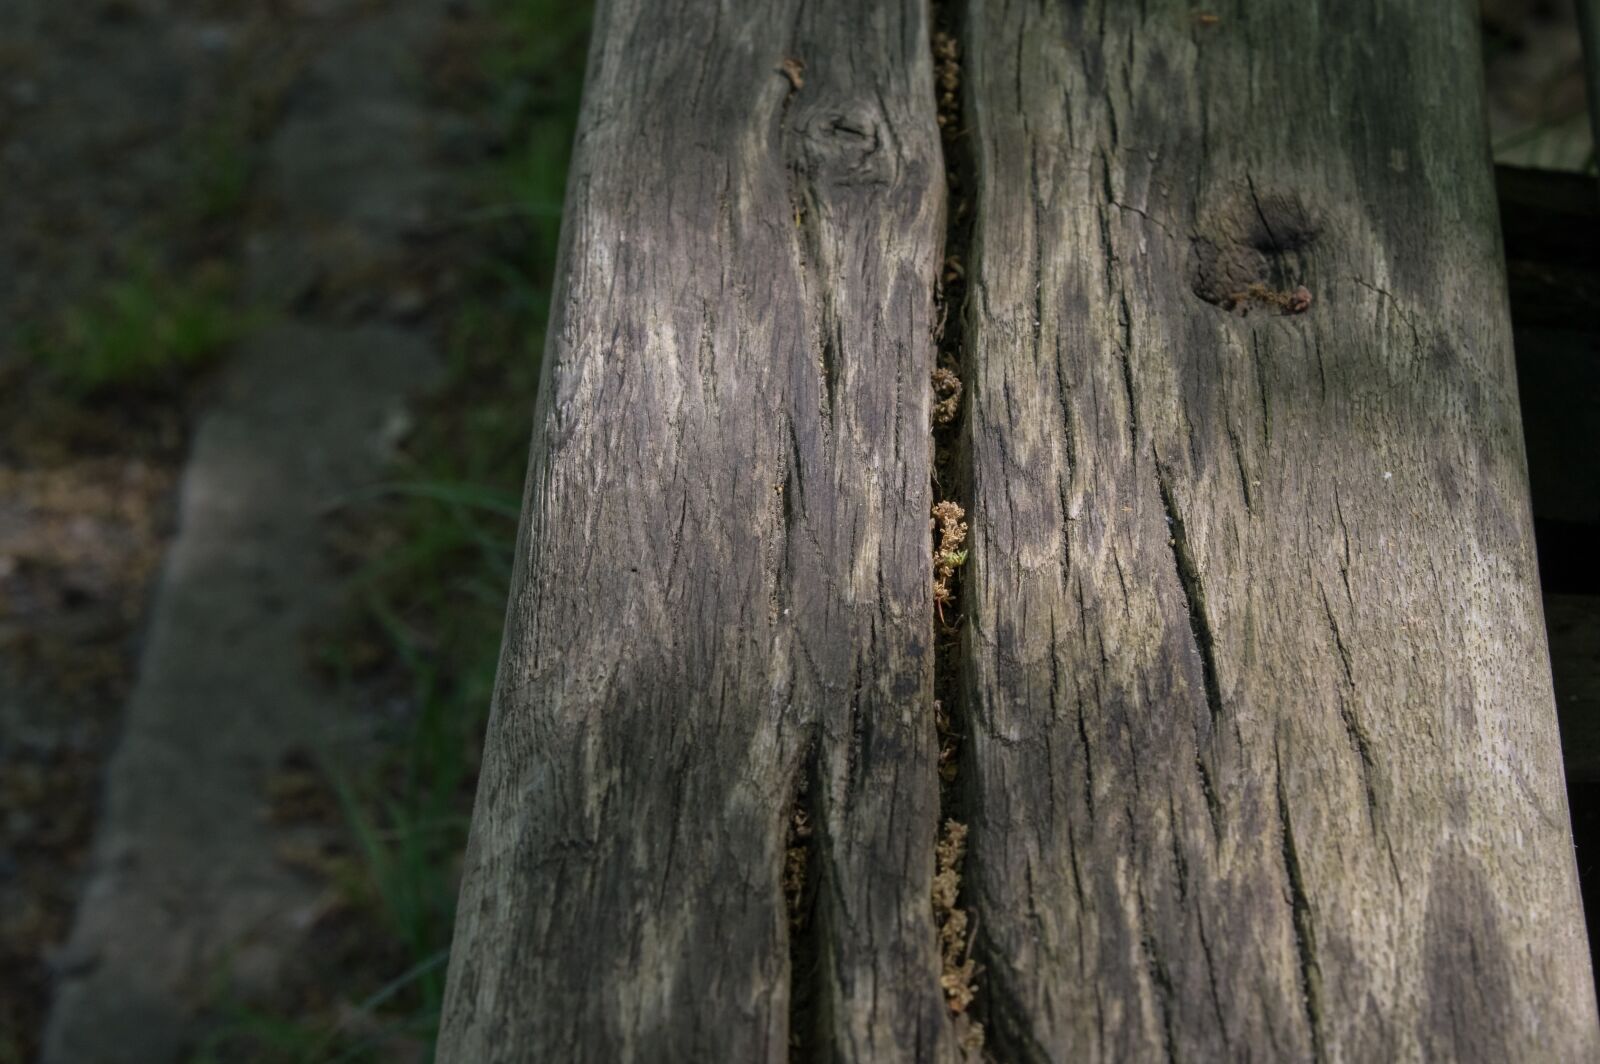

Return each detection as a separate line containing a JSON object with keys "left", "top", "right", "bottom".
{"left": 1224, "top": 408, "right": 1255, "bottom": 515}
{"left": 1154, "top": 460, "right": 1225, "bottom": 842}
{"left": 1249, "top": 329, "right": 1273, "bottom": 448}
{"left": 1195, "top": 905, "right": 1230, "bottom": 1042}
{"left": 1276, "top": 741, "right": 1326, "bottom": 1063}
{"left": 929, "top": 3, "right": 987, "bottom": 1056}
{"left": 1136, "top": 884, "right": 1182, "bottom": 1064}
{"left": 1318, "top": 591, "right": 1379, "bottom": 811}
{"left": 784, "top": 749, "right": 823, "bottom": 1059}
{"left": 1316, "top": 586, "right": 1402, "bottom": 889}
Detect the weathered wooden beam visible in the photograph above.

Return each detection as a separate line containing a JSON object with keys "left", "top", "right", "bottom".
{"left": 435, "top": 0, "right": 954, "bottom": 1059}
{"left": 441, "top": 2, "right": 1600, "bottom": 1060}
{"left": 953, "top": 1, "right": 1599, "bottom": 1059}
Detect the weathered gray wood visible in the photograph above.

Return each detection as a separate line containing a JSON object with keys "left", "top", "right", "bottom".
{"left": 435, "top": 0, "right": 954, "bottom": 1060}
{"left": 443, "top": 2, "right": 1600, "bottom": 1060}
{"left": 955, "top": 1, "right": 1600, "bottom": 1059}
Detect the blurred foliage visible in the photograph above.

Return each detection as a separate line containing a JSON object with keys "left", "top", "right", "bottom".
{"left": 192, "top": 2, "right": 592, "bottom": 1059}
{"left": 29, "top": 257, "right": 242, "bottom": 396}
{"left": 1482, "top": 0, "right": 1595, "bottom": 171}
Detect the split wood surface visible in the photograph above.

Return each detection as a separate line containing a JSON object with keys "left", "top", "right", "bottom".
{"left": 437, "top": 2, "right": 1599, "bottom": 1060}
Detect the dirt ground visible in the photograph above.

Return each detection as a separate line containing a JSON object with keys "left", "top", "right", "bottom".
{"left": 0, "top": 1, "right": 509, "bottom": 1059}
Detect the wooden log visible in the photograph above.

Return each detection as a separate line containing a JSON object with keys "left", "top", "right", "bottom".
{"left": 954, "top": 1, "right": 1600, "bottom": 1060}
{"left": 435, "top": 0, "right": 955, "bottom": 1059}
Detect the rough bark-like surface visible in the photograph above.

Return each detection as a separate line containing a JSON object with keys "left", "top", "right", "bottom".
{"left": 956, "top": 1, "right": 1599, "bottom": 1060}
{"left": 435, "top": 0, "right": 954, "bottom": 1060}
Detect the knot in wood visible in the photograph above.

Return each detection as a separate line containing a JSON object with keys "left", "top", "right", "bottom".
{"left": 1190, "top": 186, "right": 1321, "bottom": 313}
{"left": 792, "top": 103, "right": 891, "bottom": 186}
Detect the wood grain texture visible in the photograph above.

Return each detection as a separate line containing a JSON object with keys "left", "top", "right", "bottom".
{"left": 435, "top": 0, "right": 953, "bottom": 1059}
{"left": 955, "top": 1, "right": 1600, "bottom": 1059}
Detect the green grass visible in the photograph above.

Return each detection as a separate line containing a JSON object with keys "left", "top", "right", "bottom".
{"left": 183, "top": 113, "right": 256, "bottom": 223}
{"left": 31, "top": 257, "right": 242, "bottom": 395}
{"left": 191, "top": 3, "right": 591, "bottom": 1059}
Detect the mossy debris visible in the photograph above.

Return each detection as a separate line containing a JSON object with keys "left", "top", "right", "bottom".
{"left": 933, "top": 818, "right": 983, "bottom": 1052}
{"left": 932, "top": 500, "right": 968, "bottom": 622}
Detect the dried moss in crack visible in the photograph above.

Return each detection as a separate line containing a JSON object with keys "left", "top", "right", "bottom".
{"left": 783, "top": 804, "right": 813, "bottom": 930}
{"left": 930, "top": 9, "right": 983, "bottom": 1055}
{"left": 933, "top": 818, "right": 984, "bottom": 1053}
{"left": 933, "top": 30, "right": 961, "bottom": 137}
{"left": 932, "top": 500, "right": 968, "bottom": 623}
{"left": 932, "top": 365, "right": 963, "bottom": 427}
{"left": 1223, "top": 281, "right": 1312, "bottom": 316}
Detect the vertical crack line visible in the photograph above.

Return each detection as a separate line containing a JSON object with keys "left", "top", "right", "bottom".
{"left": 1124, "top": 788, "right": 1178, "bottom": 1064}
{"left": 1245, "top": 172, "right": 1284, "bottom": 256}
{"left": 1135, "top": 883, "right": 1181, "bottom": 1064}
{"left": 1193, "top": 755, "right": 1222, "bottom": 844}
{"left": 1195, "top": 905, "right": 1230, "bottom": 1042}
{"left": 1317, "top": 587, "right": 1399, "bottom": 889}
{"left": 1250, "top": 329, "right": 1272, "bottom": 448}
{"left": 1275, "top": 743, "right": 1326, "bottom": 1064}
{"left": 770, "top": 413, "right": 799, "bottom": 628}
{"left": 929, "top": 3, "right": 985, "bottom": 1057}
{"left": 819, "top": 310, "right": 841, "bottom": 418}
{"left": 1074, "top": 693, "right": 1097, "bottom": 822}
{"left": 779, "top": 40, "right": 809, "bottom": 279}
{"left": 1224, "top": 408, "right": 1254, "bottom": 516}
{"left": 777, "top": 36, "right": 836, "bottom": 444}
{"left": 1318, "top": 590, "right": 1375, "bottom": 804}
{"left": 784, "top": 747, "right": 823, "bottom": 1061}
{"left": 1154, "top": 460, "right": 1222, "bottom": 721}
{"left": 1332, "top": 486, "right": 1354, "bottom": 606}
{"left": 1115, "top": 291, "right": 1139, "bottom": 462}
{"left": 1154, "top": 460, "right": 1224, "bottom": 842}
{"left": 1317, "top": 585, "right": 1355, "bottom": 689}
